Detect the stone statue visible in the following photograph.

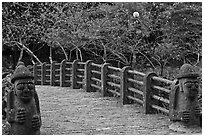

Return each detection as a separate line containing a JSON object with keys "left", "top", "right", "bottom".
{"left": 7, "top": 61, "right": 42, "bottom": 135}
{"left": 169, "top": 64, "right": 201, "bottom": 126}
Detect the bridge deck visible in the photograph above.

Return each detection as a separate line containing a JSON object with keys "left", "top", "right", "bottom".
{"left": 37, "top": 86, "right": 200, "bottom": 135}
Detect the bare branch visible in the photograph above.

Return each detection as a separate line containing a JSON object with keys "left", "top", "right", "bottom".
{"left": 54, "top": 41, "right": 68, "bottom": 60}
{"left": 18, "top": 47, "right": 24, "bottom": 62}
{"left": 4, "top": 41, "right": 42, "bottom": 64}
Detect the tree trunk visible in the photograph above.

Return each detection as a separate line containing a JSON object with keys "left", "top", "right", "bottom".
{"left": 49, "top": 45, "right": 53, "bottom": 64}
{"left": 55, "top": 41, "right": 68, "bottom": 60}
{"left": 13, "top": 46, "right": 17, "bottom": 69}
{"left": 69, "top": 50, "right": 72, "bottom": 61}
{"left": 78, "top": 48, "right": 83, "bottom": 61}
{"left": 101, "top": 41, "right": 107, "bottom": 62}
{"left": 160, "top": 65, "right": 164, "bottom": 76}
{"left": 76, "top": 49, "right": 79, "bottom": 60}
{"left": 18, "top": 48, "right": 24, "bottom": 62}
{"left": 132, "top": 51, "right": 137, "bottom": 69}
{"left": 194, "top": 53, "right": 200, "bottom": 66}
{"left": 136, "top": 49, "right": 156, "bottom": 70}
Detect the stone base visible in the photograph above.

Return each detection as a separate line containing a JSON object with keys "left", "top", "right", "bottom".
{"left": 169, "top": 122, "right": 202, "bottom": 134}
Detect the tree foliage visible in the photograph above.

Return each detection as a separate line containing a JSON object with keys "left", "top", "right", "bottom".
{"left": 2, "top": 2, "right": 202, "bottom": 75}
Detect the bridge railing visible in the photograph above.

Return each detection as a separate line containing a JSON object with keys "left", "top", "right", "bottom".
{"left": 143, "top": 73, "right": 174, "bottom": 115}
{"left": 60, "top": 60, "right": 72, "bottom": 87}
{"left": 32, "top": 60, "right": 174, "bottom": 116}
{"left": 85, "top": 61, "right": 102, "bottom": 93}
{"left": 121, "top": 67, "right": 145, "bottom": 105}
{"left": 105, "top": 65, "right": 121, "bottom": 97}
{"left": 72, "top": 60, "right": 85, "bottom": 89}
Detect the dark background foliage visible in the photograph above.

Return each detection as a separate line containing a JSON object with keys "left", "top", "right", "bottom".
{"left": 2, "top": 2, "right": 202, "bottom": 78}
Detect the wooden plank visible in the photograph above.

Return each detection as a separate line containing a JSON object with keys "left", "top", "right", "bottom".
{"left": 77, "top": 81, "right": 84, "bottom": 85}
{"left": 77, "top": 69, "right": 85, "bottom": 72}
{"left": 65, "top": 68, "right": 72, "bottom": 71}
{"left": 91, "top": 63, "right": 102, "bottom": 68}
{"left": 77, "top": 75, "right": 85, "bottom": 78}
{"left": 108, "top": 66, "right": 121, "bottom": 71}
{"left": 65, "top": 62, "right": 72, "bottom": 65}
{"left": 152, "top": 95, "right": 170, "bottom": 104}
{"left": 151, "top": 104, "right": 169, "bottom": 115}
{"left": 65, "top": 74, "right": 72, "bottom": 77}
{"left": 128, "top": 70, "right": 145, "bottom": 77}
{"left": 107, "top": 81, "right": 120, "bottom": 89}
{"left": 108, "top": 74, "right": 120, "bottom": 80}
{"left": 78, "top": 62, "right": 86, "bottom": 65}
{"left": 127, "top": 78, "right": 144, "bottom": 86}
{"left": 152, "top": 85, "right": 170, "bottom": 94}
{"left": 107, "top": 89, "right": 120, "bottom": 97}
{"left": 65, "top": 80, "right": 71, "bottom": 83}
{"left": 55, "top": 80, "right": 60, "bottom": 83}
{"left": 91, "top": 77, "right": 101, "bottom": 83}
{"left": 91, "top": 70, "right": 101, "bottom": 75}
{"left": 128, "top": 87, "right": 143, "bottom": 96}
{"left": 127, "top": 95, "right": 143, "bottom": 105}
{"left": 152, "top": 76, "right": 174, "bottom": 85}
{"left": 90, "top": 84, "right": 101, "bottom": 90}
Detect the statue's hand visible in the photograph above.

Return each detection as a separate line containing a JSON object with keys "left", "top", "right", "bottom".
{"left": 195, "top": 107, "right": 201, "bottom": 117}
{"left": 16, "top": 108, "right": 26, "bottom": 124}
{"left": 181, "top": 111, "right": 190, "bottom": 123}
{"left": 32, "top": 115, "right": 41, "bottom": 131}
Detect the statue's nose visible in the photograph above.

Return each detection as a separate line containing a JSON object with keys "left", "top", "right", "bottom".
{"left": 191, "top": 84, "right": 198, "bottom": 89}
{"left": 23, "top": 85, "right": 29, "bottom": 92}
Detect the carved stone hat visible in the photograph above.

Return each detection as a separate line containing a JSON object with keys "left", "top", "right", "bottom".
{"left": 11, "top": 61, "right": 34, "bottom": 83}
{"left": 177, "top": 64, "right": 199, "bottom": 79}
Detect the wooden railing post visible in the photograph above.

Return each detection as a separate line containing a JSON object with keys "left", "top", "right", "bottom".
{"left": 33, "top": 63, "right": 38, "bottom": 85}
{"left": 71, "top": 59, "right": 79, "bottom": 89}
{"left": 41, "top": 62, "right": 46, "bottom": 85}
{"left": 60, "top": 60, "right": 67, "bottom": 87}
{"left": 101, "top": 63, "right": 111, "bottom": 97}
{"left": 84, "top": 60, "right": 93, "bottom": 92}
{"left": 143, "top": 72, "right": 158, "bottom": 114}
{"left": 50, "top": 61, "right": 56, "bottom": 86}
{"left": 120, "top": 66, "right": 133, "bottom": 105}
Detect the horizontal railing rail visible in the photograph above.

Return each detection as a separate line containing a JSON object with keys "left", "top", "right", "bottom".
{"left": 108, "top": 66, "right": 121, "bottom": 72}
{"left": 91, "top": 62, "right": 102, "bottom": 68}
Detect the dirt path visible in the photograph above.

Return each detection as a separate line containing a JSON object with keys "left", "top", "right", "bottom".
{"left": 37, "top": 85, "right": 201, "bottom": 135}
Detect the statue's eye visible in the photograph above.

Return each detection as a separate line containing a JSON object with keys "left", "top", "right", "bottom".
{"left": 194, "top": 82, "right": 199, "bottom": 88}
{"left": 185, "top": 83, "right": 192, "bottom": 88}
{"left": 16, "top": 84, "right": 24, "bottom": 90}
{"left": 28, "top": 83, "right": 34, "bottom": 89}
